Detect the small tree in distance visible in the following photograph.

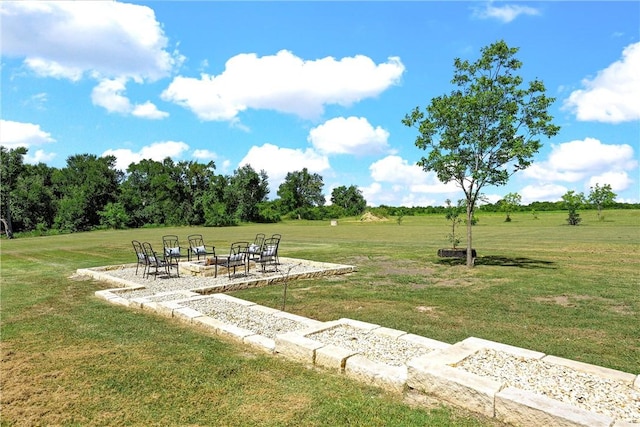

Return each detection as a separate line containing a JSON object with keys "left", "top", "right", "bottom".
{"left": 444, "top": 199, "right": 463, "bottom": 248}
{"left": 562, "top": 190, "right": 585, "bottom": 226}
{"left": 588, "top": 183, "right": 616, "bottom": 221}
{"left": 403, "top": 40, "right": 560, "bottom": 266}
{"left": 500, "top": 192, "right": 522, "bottom": 222}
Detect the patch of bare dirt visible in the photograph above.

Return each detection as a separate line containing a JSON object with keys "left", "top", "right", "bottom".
{"left": 534, "top": 295, "right": 575, "bottom": 307}
{"left": 360, "top": 212, "right": 389, "bottom": 222}
{"left": 415, "top": 306, "right": 440, "bottom": 317}
{"left": 368, "top": 257, "right": 435, "bottom": 276}
{"left": 533, "top": 294, "right": 636, "bottom": 315}
{"left": 0, "top": 343, "right": 102, "bottom": 426}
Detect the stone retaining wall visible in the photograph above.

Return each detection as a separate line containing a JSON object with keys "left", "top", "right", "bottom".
{"left": 82, "top": 262, "right": 639, "bottom": 426}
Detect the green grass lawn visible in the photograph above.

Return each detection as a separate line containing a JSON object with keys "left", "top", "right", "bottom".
{"left": 1, "top": 210, "right": 638, "bottom": 426}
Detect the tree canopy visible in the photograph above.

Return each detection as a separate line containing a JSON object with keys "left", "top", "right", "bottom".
{"left": 588, "top": 183, "right": 617, "bottom": 220}
{"left": 1, "top": 147, "right": 372, "bottom": 235}
{"left": 403, "top": 40, "right": 560, "bottom": 266}
{"left": 330, "top": 185, "right": 367, "bottom": 217}
{"left": 277, "top": 168, "right": 325, "bottom": 218}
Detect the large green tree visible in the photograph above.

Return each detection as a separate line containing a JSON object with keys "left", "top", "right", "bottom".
{"left": 226, "top": 164, "right": 270, "bottom": 222}
{"left": 52, "top": 154, "right": 122, "bottom": 231}
{"left": 119, "top": 158, "right": 209, "bottom": 227}
{"left": 277, "top": 168, "right": 325, "bottom": 218}
{"left": 175, "top": 160, "right": 216, "bottom": 225}
{"left": 331, "top": 185, "right": 367, "bottom": 216}
{"left": 10, "top": 162, "right": 56, "bottom": 232}
{"left": 402, "top": 40, "right": 560, "bottom": 266}
{"left": 0, "top": 146, "right": 28, "bottom": 237}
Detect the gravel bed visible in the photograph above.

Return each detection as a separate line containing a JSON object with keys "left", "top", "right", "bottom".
{"left": 309, "top": 325, "right": 434, "bottom": 367}
{"left": 456, "top": 348, "right": 640, "bottom": 423}
{"left": 146, "top": 292, "right": 197, "bottom": 302}
{"left": 183, "top": 297, "right": 308, "bottom": 339}
{"left": 101, "top": 260, "right": 316, "bottom": 299}
{"left": 93, "top": 263, "right": 638, "bottom": 422}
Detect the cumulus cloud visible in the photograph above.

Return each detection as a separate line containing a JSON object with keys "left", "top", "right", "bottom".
{"left": 193, "top": 149, "right": 218, "bottom": 162}
{"left": 239, "top": 143, "right": 331, "bottom": 190}
{"left": 132, "top": 101, "right": 169, "bottom": 120}
{"left": 563, "top": 42, "right": 640, "bottom": 123}
{"left": 473, "top": 2, "right": 540, "bottom": 23}
{"left": 587, "top": 172, "right": 633, "bottom": 193}
{"left": 0, "top": 119, "right": 56, "bottom": 148}
{"left": 365, "top": 155, "right": 462, "bottom": 206}
{"left": 91, "top": 78, "right": 168, "bottom": 118}
{"left": 520, "top": 183, "right": 568, "bottom": 204}
{"left": 369, "top": 155, "right": 426, "bottom": 185}
{"left": 102, "top": 141, "right": 189, "bottom": 171}
{"left": 523, "top": 138, "right": 637, "bottom": 185}
{"left": 0, "top": 1, "right": 180, "bottom": 82}
{"left": 1, "top": 1, "right": 180, "bottom": 117}
{"left": 0, "top": 120, "right": 57, "bottom": 164}
{"left": 308, "top": 116, "right": 390, "bottom": 156}
{"left": 91, "top": 78, "right": 131, "bottom": 113}
{"left": 25, "top": 149, "right": 57, "bottom": 164}
{"left": 161, "top": 50, "right": 405, "bottom": 121}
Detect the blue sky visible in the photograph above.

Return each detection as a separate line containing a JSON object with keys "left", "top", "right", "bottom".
{"left": 2, "top": 1, "right": 639, "bottom": 207}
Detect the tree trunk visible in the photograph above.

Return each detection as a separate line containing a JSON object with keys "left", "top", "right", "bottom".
{"left": 0, "top": 217, "right": 13, "bottom": 239}
{"left": 466, "top": 204, "right": 473, "bottom": 267}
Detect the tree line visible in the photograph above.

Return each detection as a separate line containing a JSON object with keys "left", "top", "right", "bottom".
{"left": 0, "top": 146, "right": 366, "bottom": 237}
{"left": 1, "top": 146, "right": 635, "bottom": 238}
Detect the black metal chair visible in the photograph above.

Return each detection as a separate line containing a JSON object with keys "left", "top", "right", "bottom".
{"left": 215, "top": 241, "right": 249, "bottom": 278}
{"left": 142, "top": 241, "right": 177, "bottom": 279}
{"left": 255, "top": 236, "right": 280, "bottom": 273}
{"left": 132, "top": 240, "right": 148, "bottom": 277}
{"left": 187, "top": 234, "right": 216, "bottom": 261}
{"left": 162, "top": 235, "right": 183, "bottom": 276}
{"left": 247, "top": 233, "right": 266, "bottom": 263}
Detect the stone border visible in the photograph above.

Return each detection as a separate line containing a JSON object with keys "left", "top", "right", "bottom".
{"left": 84, "top": 263, "right": 640, "bottom": 426}
{"left": 277, "top": 318, "right": 450, "bottom": 393}
{"left": 407, "top": 337, "right": 639, "bottom": 426}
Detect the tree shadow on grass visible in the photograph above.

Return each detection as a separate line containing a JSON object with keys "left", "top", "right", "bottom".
{"left": 438, "top": 256, "right": 556, "bottom": 269}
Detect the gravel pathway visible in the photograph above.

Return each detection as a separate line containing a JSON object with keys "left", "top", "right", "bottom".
{"left": 184, "top": 297, "right": 307, "bottom": 339}
{"left": 90, "top": 263, "right": 639, "bottom": 424}
{"left": 308, "top": 325, "right": 433, "bottom": 367}
{"left": 456, "top": 348, "right": 640, "bottom": 423}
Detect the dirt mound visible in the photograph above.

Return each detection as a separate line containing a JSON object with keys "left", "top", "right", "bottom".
{"left": 360, "top": 212, "right": 388, "bottom": 222}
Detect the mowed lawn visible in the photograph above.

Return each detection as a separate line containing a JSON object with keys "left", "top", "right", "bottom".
{"left": 1, "top": 210, "right": 638, "bottom": 426}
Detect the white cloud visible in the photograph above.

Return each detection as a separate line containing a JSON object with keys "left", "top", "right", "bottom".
{"left": 92, "top": 78, "right": 168, "bottom": 118}
{"left": 360, "top": 182, "right": 382, "bottom": 205}
{"left": 369, "top": 155, "right": 426, "bottom": 185}
{"left": 563, "top": 42, "right": 640, "bottom": 123}
{"left": 399, "top": 193, "right": 439, "bottom": 208}
{"left": 161, "top": 50, "right": 405, "bottom": 121}
{"left": 192, "top": 149, "right": 218, "bottom": 162}
{"left": 308, "top": 116, "right": 390, "bottom": 156}
{"left": 0, "top": 1, "right": 181, "bottom": 82}
{"left": 239, "top": 143, "right": 331, "bottom": 191}
{"left": 587, "top": 172, "right": 633, "bottom": 193}
{"left": 102, "top": 141, "right": 189, "bottom": 171}
{"left": 25, "top": 149, "right": 56, "bottom": 164}
{"left": 473, "top": 2, "right": 540, "bottom": 23}
{"left": 520, "top": 183, "right": 568, "bottom": 204}
{"left": 132, "top": 101, "right": 169, "bottom": 120}
{"left": 523, "top": 138, "right": 637, "bottom": 183}
{"left": 91, "top": 78, "right": 131, "bottom": 113}
{"left": 365, "top": 155, "right": 463, "bottom": 206}
{"left": 0, "top": 119, "right": 56, "bottom": 147}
